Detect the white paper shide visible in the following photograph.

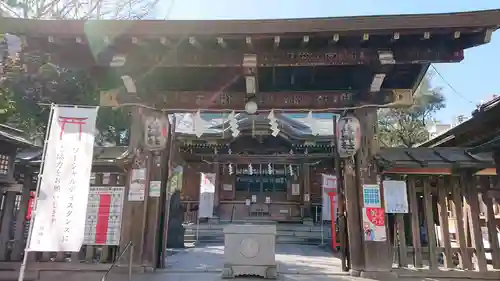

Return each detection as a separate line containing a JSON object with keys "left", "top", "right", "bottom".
{"left": 198, "top": 173, "right": 216, "bottom": 218}
{"left": 29, "top": 106, "right": 98, "bottom": 252}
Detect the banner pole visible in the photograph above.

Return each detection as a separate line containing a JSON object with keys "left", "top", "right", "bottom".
{"left": 18, "top": 104, "right": 56, "bottom": 281}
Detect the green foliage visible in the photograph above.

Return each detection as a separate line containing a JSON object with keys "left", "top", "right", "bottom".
{"left": 378, "top": 72, "right": 445, "bottom": 148}
{"left": 0, "top": 40, "right": 130, "bottom": 144}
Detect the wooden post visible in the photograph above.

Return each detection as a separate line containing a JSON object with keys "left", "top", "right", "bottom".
{"left": 333, "top": 114, "right": 348, "bottom": 271}
{"left": 407, "top": 176, "right": 423, "bottom": 267}
{"left": 157, "top": 114, "right": 175, "bottom": 268}
{"left": 11, "top": 171, "right": 33, "bottom": 261}
{"left": 302, "top": 163, "right": 312, "bottom": 221}
{"left": 0, "top": 191, "right": 17, "bottom": 260}
{"left": 344, "top": 156, "right": 364, "bottom": 274}
{"left": 422, "top": 177, "right": 438, "bottom": 270}
{"left": 437, "top": 177, "right": 452, "bottom": 268}
{"left": 462, "top": 173, "right": 487, "bottom": 272}
{"left": 451, "top": 176, "right": 473, "bottom": 270}
{"left": 354, "top": 108, "right": 391, "bottom": 274}
{"left": 214, "top": 163, "right": 221, "bottom": 216}
{"left": 395, "top": 213, "right": 408, "bottom": 267}
{"left": 483, "top": 176, "right": 500, "bottom": 269}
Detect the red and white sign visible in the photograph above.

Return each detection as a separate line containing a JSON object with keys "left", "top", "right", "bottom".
{"left": 28, "top": 105, "right": 98, "bottom": 252}
{"left": 322, "top": 174, "right": 337, "bottom": 192}
{"left": 321, "top": 174, "right": 337, "bottom": 221}
{"left": 84, "top": 186, "right": 125, "bottom": 245}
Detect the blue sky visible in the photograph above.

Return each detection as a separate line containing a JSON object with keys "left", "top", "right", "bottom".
{"left": 155, "top": 0, "right": 500, "bottom": 124}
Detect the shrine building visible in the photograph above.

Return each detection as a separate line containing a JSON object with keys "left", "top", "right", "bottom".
{"left": 1, "top": 8, "right": 500, "bottom": 279}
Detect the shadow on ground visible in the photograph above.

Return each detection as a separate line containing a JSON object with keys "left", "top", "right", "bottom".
{"left": 165, "top": 244, "right": 346, "bottom": 275}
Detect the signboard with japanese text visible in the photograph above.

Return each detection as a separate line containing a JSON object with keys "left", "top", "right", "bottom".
{"left": 198, "top": 173, "right": 215, "bottom": 218}
{"left": 149, "top": 181, "right": 161, "bottom": 197}
{"left": 363, "top": 207, "right": 387, "bottom": 242}
{"left": 28, "top": 105, "right": 98, "bottom": 252}
{"left": 84, "top": 186, "right": 125, "bottom": 245}
{"left": 336, "top": 116, "right": 361, "bottom": 158}
{"left": 321, "top": 174, "right": 337, "bottom": 221}
{"left": 382, "top": 180, "right": 409, "bottom": 213}
{"left": 128, "top": 168, "right": 146, "bottom": 201}
{"left": 362, "top": 184, "right": 381, "bottom": 208}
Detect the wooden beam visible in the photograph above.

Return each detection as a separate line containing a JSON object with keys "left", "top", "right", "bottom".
{"left": 484, "top": 176, "right": 500, "bottom": 268}
{"left": 217, "top": 37, "right": 227, "bottom": 48}
{"left": 422, "top": 177, "right": 438, "bottom": 270}
{"left": 273, "top": 36, "right": 280, "bottom": 49}
{"left": 189, "top": 36, "right": 201, "bottom": 48}
{"left": 329, "top": 34, "right": 340, "bottom": 45}
{"left": 451, "top": 176, "right": 473, "bottom": 270}
{"left": 484, "top": 28, "right": 493, "bottom": 43}
{"left": 39, "top": 44, "right": 465, "bottom": 68}
{"left": 407, "top": 176, "right": 423, "bottom": 267}
{"left": 437, "top": 177, "right": 453, "bottom": 268}
{"left": 463, "top": 173, "right": 488, "bottom": 271}
{"left": 110, "top": 90, "right": 409, "bottom": 111}
{"left": 301, "top": 35, "right": 309, "bottom": 47}
{"left": 245, "top": 36, "right": 253, "bottom": 49}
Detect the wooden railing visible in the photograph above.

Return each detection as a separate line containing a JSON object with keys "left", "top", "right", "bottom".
{"left": 389, "top": 175, "right": 500, "bottom": 273}
{"left": 0, "top": 172, "right": 126, "bottom": 265}
{"left": 181, "top": 201, "right": 199, "bottom": 224}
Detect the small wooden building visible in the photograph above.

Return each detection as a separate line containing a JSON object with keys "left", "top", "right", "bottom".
{"left": 0, "top": 124, "right": 33, "bottom": 262}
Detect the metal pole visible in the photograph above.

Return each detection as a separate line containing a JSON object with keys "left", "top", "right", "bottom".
{"left": 128, "top": 244, "right": 134, "bottom": 281}
{"left": 320, "top": 206, "right": 324, "bottom": 246}
{"left": 18, "top": 104, "right": 56, "bottom": 281}
{"left": 195, "top": 218, "right": 200, "bottom": 244}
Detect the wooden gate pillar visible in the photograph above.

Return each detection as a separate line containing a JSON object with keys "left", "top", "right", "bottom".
{"left": 355, "top": 108, "right": 392, "bottom": 276}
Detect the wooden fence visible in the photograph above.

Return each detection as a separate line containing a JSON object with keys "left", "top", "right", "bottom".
{"left": 0, "top": 171, "right": 126, "bottom": 265}
{"left": 389, "top": 174, "right": 500, "bottom": 273}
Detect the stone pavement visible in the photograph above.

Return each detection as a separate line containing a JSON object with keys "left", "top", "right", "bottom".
{"left": 164, "top": 244, "right": 345, "bottom": 275}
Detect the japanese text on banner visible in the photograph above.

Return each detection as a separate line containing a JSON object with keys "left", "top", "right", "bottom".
{"left": 29, "top": 106, "right": 98, "bottom": 252}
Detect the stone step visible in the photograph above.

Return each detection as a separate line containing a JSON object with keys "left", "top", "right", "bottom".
{"left": 0, "top": 271, "right": 36, "bottom": 281}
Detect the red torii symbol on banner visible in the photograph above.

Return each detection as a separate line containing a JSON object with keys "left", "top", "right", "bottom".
{"left": 59, "top": 116, "right": 88, "bottom": 140}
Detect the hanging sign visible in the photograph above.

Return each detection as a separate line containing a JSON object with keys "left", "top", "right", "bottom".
{"left": 149, "top": 181, "right": 161, "bottom": 197}
{"left": 336, "top": 115, "right": 361, "bottom": 158}
{"left": 84, "top": 186, "right": 125, "bottom": 245}
{"left": 321, "top": 174, "right": 337, "bottom": 221}
{"left": 144, "top": 113, "right": 169, "bottom": 150}
{"left": 29, "top": 105, "right": 98, "bottom": 252}
{"left": 362, "top": 184, "right": 381, "bottom": 208}
{"left": 362, "top": 207, "right": 387, "bottom": 242}
{"left": 128, "top": 169, "right": 146, "bottom": 201}
{"left": 382, "top": 180, "right": 409, "bottom": 213}
{"left": 198, "top": 173, "right": 215, "bottom": 218}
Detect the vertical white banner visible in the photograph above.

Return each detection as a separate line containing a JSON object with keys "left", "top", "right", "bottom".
{"left": 198, "top": 173, "right": 215, "bottom": 219}
{"left": 29, "top": 106, "right": 98, "bottom": 252}
{"left": 321, "top": 174, "right": 337, "bottom": 221}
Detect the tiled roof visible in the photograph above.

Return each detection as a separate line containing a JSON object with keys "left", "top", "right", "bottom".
{"left": 0, "top": 124, "right": 34, "bottom": 147}
{"left": 375, "top": 147, "right": 494, "bottom": 169}
{"left": 16, "top": 146, "right": 129, "bottom": 164}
